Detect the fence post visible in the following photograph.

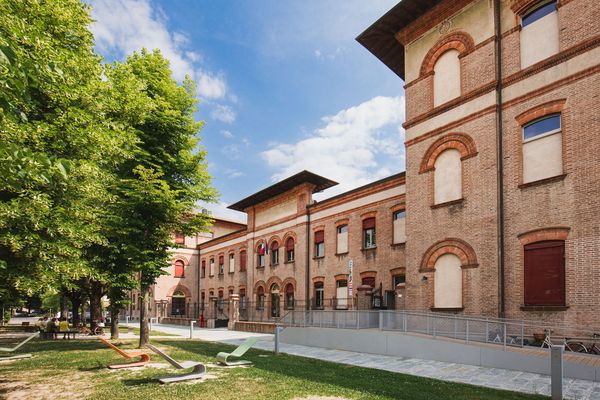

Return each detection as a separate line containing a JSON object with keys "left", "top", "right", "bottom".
{"left": 356, "top": 311, "right": 360, "bottom": 330}
{"left": 403, "top": 312, "right": 407, "bottom": 332}
{"left": 466, "top": 319, "right": 470, "bottom": 343}
{"left": 503, "top": 322, "right": 507, "bottom": 350}
{"left": 379, "top": 311, "right": 383, "bottom": 331}
{"left": 454, "top": 315, "right": 458, "bottom": 339}
{"left": 551, "top": 345, "right": 564, "bottom": 400}
{"left": 485, "top": 319, "right": 489, "bottom": 343}
{"left": 190, "top": 320, "right": 196, "bottom": 339}
{"left": 521, "top": 322, "right": 525, "bottom": 347}
{"left": 274, "top": 324, "right": 282, "bottom": 355}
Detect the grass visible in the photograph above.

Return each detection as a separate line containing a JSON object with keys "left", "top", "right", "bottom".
{"left": 117, "top": 326, "right": 178, "bottom": 337}
{"left": 0, "top": 337, "right": 547, "bottom": 400}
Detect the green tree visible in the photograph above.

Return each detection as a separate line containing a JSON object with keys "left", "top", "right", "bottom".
{"left": 0, "top": 0, "right": 134, "bottom": 302}
{"left": 105, "top": 50, "right": 216, "bottom": 345}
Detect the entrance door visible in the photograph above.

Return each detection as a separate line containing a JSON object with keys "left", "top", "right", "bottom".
{"left": 270, "top": 284, "right": 280, "bottom": 318}
{"left": 385, "top": 290, "right": 396, "bottom": 310}
{"left": 393, "top": 274, "right": 406, "bottom": 310}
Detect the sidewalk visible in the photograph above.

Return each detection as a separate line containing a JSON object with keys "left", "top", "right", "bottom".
{"left": 126, "top": 323, "right": 600, "bottom": 400}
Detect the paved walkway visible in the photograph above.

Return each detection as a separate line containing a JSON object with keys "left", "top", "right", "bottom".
{"left": 128, "top": 323, "right": 600, "bottom": 399}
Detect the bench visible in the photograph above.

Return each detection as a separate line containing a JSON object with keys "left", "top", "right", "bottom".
{"left": 97, "top": 337, "right": 150, "bottom": 369}
{"left": 145, "top": 344, "right": 206, "bottom": 383}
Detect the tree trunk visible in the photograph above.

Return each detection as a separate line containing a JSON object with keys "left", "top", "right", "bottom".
{"left": 139, "top": 287, "right": 150, "bottom": 347}
{"left": 89, "top": 281, "right": 103, "bottom": 330}
{"left": 110, "top": 305, "right": 120, "bottom": 339}
{"left": 59, "top": 292, "right": 69, "bottom": 319}
{"left": 71, "top": 298, "right": 81, "bottom": 326}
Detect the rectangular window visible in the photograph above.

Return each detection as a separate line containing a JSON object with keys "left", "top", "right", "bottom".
{"left": 520, "top": 0, "right": 558, "bottom": 68}
{"left": 314, "top": 230, "right": 325, "bottom": 258}
{"left": 240, "top": 250, "right": 247, "bottom": 272}
{"left": 285, "top": 238, "right": 295, "bottom": 262}
{"left": 229, "top": 253, "right": 235, "bottom": 273}
{"left": 393, "top": 210, "right": 406, "bottom": 244}
{"left": 257, "top": 254, "right": 265, "bottom": 268}
{"left": 314, "top": 282, "right": 324, "bottom": 309}
{"left": 393, "top": 274, "right": 406, "bottom": 287}
{"left": 363, "top": 218, "right": 376, "bottom": 249}
{"left": 201, "top": 260, "right": 206, "bottom": 278}
{"left": 271, "top": 249, "right": 279, "bottom": 265}
{"left": 336, "top": 280, "right": 348, "bottom": 309}
{"left": 336, "top": 225, "right": 348, "bottom": 254}
{"left": 218, "top": 255, "right": 224, "bottom": 275}
{"left": 209, "top": 259, "right": 215, "bottom": 276}
{"left": 175, "top": 232, "right": 185, "bottom": 245}
{"left": 522, "top": 114, "right": 563, "bottom": 184}
{"left": 524, "top": 241, "right": 565, "bottom": 306}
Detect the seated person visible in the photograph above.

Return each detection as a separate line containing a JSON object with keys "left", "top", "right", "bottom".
{"left": 59, "top": 317, "right": 70, "bottom": 338}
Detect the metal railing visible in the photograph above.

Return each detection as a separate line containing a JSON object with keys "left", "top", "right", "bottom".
{"left": 280, "top": 309, "right": 600, "bottom": 350}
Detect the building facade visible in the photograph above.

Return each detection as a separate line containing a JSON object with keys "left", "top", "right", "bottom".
{"left": 198, "top": 171, "right": 407, "bottom": 323}
{"left": 126, "top": 217, "right": 246, "bottom": 322}
{"left": 358, "top": 0, "right": 600, "bottom": 326}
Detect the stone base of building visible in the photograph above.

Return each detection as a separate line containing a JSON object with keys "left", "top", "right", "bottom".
{"left": 159, "top": 317, "right": 195, "bottom": 326}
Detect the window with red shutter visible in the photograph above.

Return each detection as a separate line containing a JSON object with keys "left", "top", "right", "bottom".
{"left": 174, "top": 260, "right": 185, "bottom": 278}
{"left": 240, "top": 250, "right": 247, "bottom": 272}
{"left": 314, "top": 231, "right": 324, "bottom": 258}
{"left": 201, "top": 260, "right": 206, "bottom": 278}
{"left": 175, "top": 232, "right": 185, "bottom": 244}
{"left": 362, "top": 277, "right": 375, "bottom": 288}
{"left": 286, "top": 237, "right": 295, "bottom": 262}
{"left": 524, "top": 241, "right": 565, "bottom": 306}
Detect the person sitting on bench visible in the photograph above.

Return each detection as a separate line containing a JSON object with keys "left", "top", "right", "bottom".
{"left": 58, "top": 317, "right": 70, "bottom": 339}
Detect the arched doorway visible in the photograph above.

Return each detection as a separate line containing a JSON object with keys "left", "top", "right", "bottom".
{"left": 171, "top": 290, "right": 186, "bottom": 316}
{"left": 270, "top": 284, "right": 280, "bottom": 318}
{"left": 284, "top": 283, "right": 294, "bottom": 310}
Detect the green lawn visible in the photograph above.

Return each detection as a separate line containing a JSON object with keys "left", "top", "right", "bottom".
{"left": 0, "top": 337, "right": 546, "bottom": 400}
{"left": 117, "top": 326, "right": 178, "bottom": 337}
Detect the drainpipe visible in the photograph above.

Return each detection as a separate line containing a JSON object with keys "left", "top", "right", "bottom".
{"left": 196, "top": 239, "right": 201, "bottom": 320}
{"left": 494, "top": 0, "right": 506, "bottom": 319}
{"left": 305, "top": 205, "right": 311, "bottom": 311}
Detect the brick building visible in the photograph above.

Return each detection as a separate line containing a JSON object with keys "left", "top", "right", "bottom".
{"left": 126, "top": 216, "right": 246, "bottom": 322}
{"left": 357, "top": 0, "right": 600, "bottom": 326}
{"left": 197, "top": 171, "right": 407, "bottom": 324}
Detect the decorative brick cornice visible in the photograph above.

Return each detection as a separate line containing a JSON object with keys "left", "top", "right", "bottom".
{"left": 359, "top": 270, "right": 377, "bottom": 279}
{"left": 515, "top": 99, "right": 566, "bottom": 126}
{"left": 312, "top": 276, "right": 325, "bottom": 283}
{"left": 167, "top": 284, "right": 191, "bottom": 298}
{"left": 312, "top": 224, "right": 325, "bottom": 232}
{"left": 282, "top": 277, "right": 297, "bottom": 289}
{"left": 390, "top": 203, "right": 406, "bottom": 213}
{"left": 267, "top": 235, "right": 282, "bottom": 248}
{"left": 282, "top": 231, "right": 297, "bottom": 245}
{"left": 266, "top": 276, "right": 283, "bottom": 290}
{"left": 517, "top": 227, "right": 570, "bottom": 246}
{"left": 335, "top": 218, "right": 350, "bottom": 227}
{"left": 420, "top": 31, "right": 475, "bottom": 77}
{"left": 253, "top": 280, "right": 266, "bottom": 292}
{"left": 334, "top": 274, "right": 349, "bottom": 281}
{"left": 419, "top": 133, "right": 478, "bottom": 173}
{"left": 390, "top": 267, "right": 406, "bottom": 276}
{"left": 360, "top": 211, "right": 377, "bottom": 220}
{"left": 172, "top": 255, "right": 190, "bottom": 266}
{"left": 420, "top": 238, "right": 478, "bottom": 272}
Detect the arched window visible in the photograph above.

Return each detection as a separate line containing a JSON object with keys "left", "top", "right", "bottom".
{"left": 257, "top": 242, "right": 266, "bottom": 268}
{"left": 522, "top": 113, "right": 563, "bottom": 184}
{"left": 434, "top": 149, "right": 462, "bottom": 205}
{"left": 201, "top": 260, "right": 206, "bottom": 278}
{"left": 433, "top": 49, "right": 460, "bottom": 107}
{"left": 256, "top": 286, "right": 265, "bottom": 310}
{"left": 270, "top": 284, "right": 280, "bottom": 318}
{"left": 285, "top": 237, "right": 295, "bottom": 262}
{"left": 520, "top": 0, "right": 558, "bottom": 68}
{"left": 171, "top": 290, "right": 186, "bottom": 316}
{"left": 209, "top": 258, "right": 215, "bottom": 276}
{"left": 433, "top": 254, "right": 462, "bottom": 309}
{"left": 285, "top": 283, "right": 295, "bottom": 310}
{"left": 174, "top": 260, "right": 185, "bottom": 278}
{"left": 270, "top": 241, "right": 279, "bottom": 266}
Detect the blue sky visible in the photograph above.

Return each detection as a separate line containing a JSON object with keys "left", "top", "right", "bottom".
{"left": 90, "top": 0, "right": 405, "bottom": 222}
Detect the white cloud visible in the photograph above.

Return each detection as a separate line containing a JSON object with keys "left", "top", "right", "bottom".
{"left": 261, "top": 96, "right": 405, "bottom": 198}
{"left": 225, "top": 169, "right": 245, "bottom": 179}
{"left": 211, "top": 104, "right": 236, "bottom": 124}
{"left": 90, "top": 0, "right": 228, "bottom": 99}
{"left": 220, "top": 130, "right": 234, "bottom": 139}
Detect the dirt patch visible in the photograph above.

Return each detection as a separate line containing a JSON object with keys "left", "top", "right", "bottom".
{"left": 0, "top": 372, "right": 92, "bottom": 400}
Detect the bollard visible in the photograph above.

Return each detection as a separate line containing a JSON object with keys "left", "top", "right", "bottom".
{"left": 274, "top": 324, "right": 282, "bottom": 354}
{"left": 551, "top": 345, "right": 564, "bottom": 400}
{"left": 190, "top": 320, "right": 196, "bottom": 339}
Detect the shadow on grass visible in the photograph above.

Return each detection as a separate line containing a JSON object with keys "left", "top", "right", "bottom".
{"left": 121, "top": 378, "right": 157, "bottom": 387}
{"left": 158, "top": 339, "right": 545, "bottom": 400}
